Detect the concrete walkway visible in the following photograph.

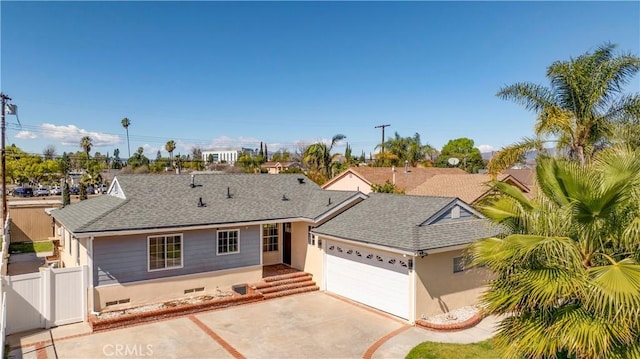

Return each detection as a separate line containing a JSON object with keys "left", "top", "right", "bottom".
{"left": 6, "top": 252, "right": 53, "bottom": 276}
{"left": 371, "top": 315, "right": 502, "bottom": 359}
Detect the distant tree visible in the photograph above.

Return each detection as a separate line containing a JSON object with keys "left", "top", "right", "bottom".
{"left": 371, "top": 180, "right": 405, "bottom": 194}
{"left": 264, "top": 143, "right": 269, "bottom": 161}
{"left": 303, "top": 134, "right": 346, "bottom": 183}
{"left": 121, "top": 117, "right": 131, "bottom": 158}
{"left": 128, "top": 147, "right": 149, "bottom": 168}
{"left": 436, "top": 137, "right": 484, "bottom": 173}
{"left": 62, "top": 181, "right": 70, "bottom": 206}
{"left": 271, "top": 149, "right": 291, "bottom": 162}
{"left": 112, "top": 148, "right": 122, "bottom": 169}
{"left": 165, "top": 140, "right": 176, "bottom": 168}
{"left": 43, "top": 145, "right": 56, "bottom": 161}
{"left": 79, "top": 182, "right": 87, "bottom": 200}
{"left": 80, "top": 136, "right": 93, "bottom": 170}
{"left": 375, "top": 132, "right": 434, "bottom": 167}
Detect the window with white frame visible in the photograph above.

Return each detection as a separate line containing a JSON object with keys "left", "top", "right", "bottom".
{"left": 262, "top": 224, "right": 278, "bottom": 252}
{"left": 148, "top": 234, "right": 183, "bottom": 271}
{"left": 217, "top": 229, "right": 239, "bottom": 255}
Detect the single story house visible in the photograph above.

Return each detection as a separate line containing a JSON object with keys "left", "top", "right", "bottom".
{"left": 407, "top": 173, "right": 533, "bottom": 204}
{"left": 51, "top": 173, "right": 498, "bottom": 323}
{"left": 323, "top": 167, "right": 466, "bottom": 193}
{"left": 260, "top": 161, "right": 302, "bottom": 174}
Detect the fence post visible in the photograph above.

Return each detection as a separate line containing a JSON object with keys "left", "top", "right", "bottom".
{"left": 41, "top": 268, "right": 52, "bottom": 329}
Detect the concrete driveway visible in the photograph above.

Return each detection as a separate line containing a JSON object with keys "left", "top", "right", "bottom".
{"left": 9, "top": 292, "right": 407, "bottom": 359}
{"left": 8, "top": 292, "right": 499, "bottom": 359}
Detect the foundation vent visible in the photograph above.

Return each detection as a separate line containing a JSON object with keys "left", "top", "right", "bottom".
{"left": 105, "top": 298, "right": 131, "bottom": 307}
{"left": 184, "top": 287, "right": 205, "bottom": 294}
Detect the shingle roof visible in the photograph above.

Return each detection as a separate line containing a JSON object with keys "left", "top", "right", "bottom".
{"left": 51, "top": 174, "right": 361, "bottom": 234}
{"left": 406, "top": 173, "right": 525, "bottom": 203}
{"left": 312, "top": 193, "right": 500, "bottom": 252}
{"left": 323, "top": 167, "right": 467, "bottom": 192}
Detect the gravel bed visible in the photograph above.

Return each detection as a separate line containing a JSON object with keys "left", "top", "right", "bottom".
{"left": 96, "top": 290, "right": 235, "bottom": 320}
{"left": 423, "top": 305, "right": 479, "bottom": 324}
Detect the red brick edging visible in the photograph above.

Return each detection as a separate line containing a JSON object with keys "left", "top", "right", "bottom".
{"left": 362, "top": 325, "right": 411, "bottom": 359}
{"left": 188, "top": 315, "right": 246, "bottom": 359}
{"left": 415, "top": 312, "right": 483, "bottom": 331}
{"left": 90, "top": 293, "right": 264, "bottom": 332}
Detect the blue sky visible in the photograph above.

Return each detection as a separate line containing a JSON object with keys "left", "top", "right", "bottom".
{"left": 1, "top": 1, "right": 638, "bottom": 159}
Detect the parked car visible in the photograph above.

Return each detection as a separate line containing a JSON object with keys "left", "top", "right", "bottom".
{"left": 97, "top": 184, "right": 108, "bottom": 194}
{"left": 86, "top": 186, "right": 95, "bottom": 195}
{"left": 50, "top": 186, "right": 62, "bottom": 195}
{"left": 12, "top": 187, "right": 34, "bottom": 197}
{"left": 35, "top": 186, "right": 50, "bottom": 196}
{"left": 69, "top": 187, "right": 79, "bottom": 195}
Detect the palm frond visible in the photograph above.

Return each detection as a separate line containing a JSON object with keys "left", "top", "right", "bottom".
{"left": 587, "top": 258, "right": 640, "bottom": 322}
{"left": 496, "top": 82, "right": 556, "bottom": 112}
{"left": 487, "top": 137, "right": 540, "bottom": 175}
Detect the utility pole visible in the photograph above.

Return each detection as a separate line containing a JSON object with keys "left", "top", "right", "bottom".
{"left": 374, "top": 124, "right": 390, "bottom": 154}
{"left": 1, "top": 93, "right": 12, "bottom": 224}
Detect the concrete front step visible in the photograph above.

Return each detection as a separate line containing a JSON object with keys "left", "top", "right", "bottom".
{"left": 258, "top": 280, "right": 317, "bottom": 294}
{"left": 263, "top": 271, "right": 310, "bottom": 283}
{"left": 252, "top": 275, "right": 313, "bottom": 290}
{"left": 262, "top": 285, "right": 319, "bottom": 300}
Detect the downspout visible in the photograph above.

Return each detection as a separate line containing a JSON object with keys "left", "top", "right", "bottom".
{"left": 87, "top": 236, "right": 96, "bottom": 315}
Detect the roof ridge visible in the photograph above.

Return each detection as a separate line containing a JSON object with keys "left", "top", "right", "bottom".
{"left": 77, "top": 197, "right": 129, "bottom": 232}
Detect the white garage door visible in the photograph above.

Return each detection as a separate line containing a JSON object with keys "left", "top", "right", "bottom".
{"left": 326, "top": 241, "right": 409, "bottom": 319}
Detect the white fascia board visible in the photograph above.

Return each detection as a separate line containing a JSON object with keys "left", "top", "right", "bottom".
{"left": 313, "top": 192, "right": 368, "bottom": 224}
{"left": 72, "top": 217, "right": 313, "bottom": 239}
{"left": 312, "top": 232, "right": 415, "bottom": 257}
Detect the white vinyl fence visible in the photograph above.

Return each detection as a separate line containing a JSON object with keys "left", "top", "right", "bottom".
{"left": 1, "top": 216, "right": 11, "bottom": 358}
{"left": 4, "top": 265, "right": 87, "bottom": 335}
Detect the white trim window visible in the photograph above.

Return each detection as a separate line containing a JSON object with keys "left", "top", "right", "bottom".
{"left": 148, "top": 234, "right": 183, "bottom": 271}
{"left": 217, "top": 229, "right": 239, "bottom": 255}
{"left": 262, "top": 224, "right": 278, "bottom": 252}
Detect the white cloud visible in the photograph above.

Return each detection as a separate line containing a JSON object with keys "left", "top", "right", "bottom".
{"left": 15, "top": 131, "right": 37, "bottom": 139}
{"left": 40, "top": 123, "right": 121, "bottom": 147}
{"left": 477, "top": 144, "right": 496, "bottom": 153}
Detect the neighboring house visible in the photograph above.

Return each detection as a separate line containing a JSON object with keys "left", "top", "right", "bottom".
{"left": 407, "top": 173, "right": 532, "bottom": 204}
{"left": 323, "top": 167, "right": 466, "bottom": 193}
{"left": 260, "top": 161, "right": 301, "bottom": 174}
{"left": 311, "top": 193, "right": 500, "bottom": 321}
{"left": 50, "top": 173, "right": 498, "bottom": 324}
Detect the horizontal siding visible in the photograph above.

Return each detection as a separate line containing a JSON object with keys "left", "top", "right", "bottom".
{"left": 94, "top": 226, "right": 261, "bottom": 286}
{"left": 432, "top": 205, "right": 474, "bottom": 224}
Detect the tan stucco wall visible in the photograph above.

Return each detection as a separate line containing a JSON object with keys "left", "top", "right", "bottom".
{"left": 290, "top": 222, "right": 310, "bottom": 271}
{"left": 414, "top": 249, "right": 492, "bottom": 318}
{"left": 302, "top": 233, "right": 324, "bottom": 286}
{"left": 324, "top": 174, "right": 372, "bottom": 193}
{"left": 93, "top": 265, "right": 262, "bottom": 312}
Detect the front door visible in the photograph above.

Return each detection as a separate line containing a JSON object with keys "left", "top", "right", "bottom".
{"left": 283, "top": 222, "right": 292, "bottom": 265}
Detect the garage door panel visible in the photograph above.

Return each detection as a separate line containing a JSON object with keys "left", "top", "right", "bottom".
{"left": 326, "top": 242, "right": 409, "bottom": 319}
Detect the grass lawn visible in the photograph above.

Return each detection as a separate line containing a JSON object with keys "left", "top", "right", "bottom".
{"left": 9, "top": 241, "right": 54, "bottom": 254}
{"left": 406, "top": 339, "right": 498, "bottom": 359}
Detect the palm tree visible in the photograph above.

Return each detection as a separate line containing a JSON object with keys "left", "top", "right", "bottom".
{"left": 80, "top": 136, "right": 93, "bottom": 170}
{"left": 165, "top": 140, "right": 176, "bottom": 168}
{"left": 121, "top": 117, "right": 131, "bottom": 159}
{"left": 303, "top": 134, "right": 346, "bottom": 182}
{"left": 489, "top": 43, "right": 640, "bottom": 174}
{"left": 470, "top": 145, "right": 640, "bottom": 358}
